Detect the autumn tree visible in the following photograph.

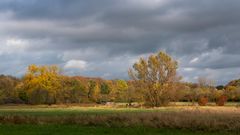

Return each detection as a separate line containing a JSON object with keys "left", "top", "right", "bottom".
{"left": 87, "top": 80, "right": 101, "bottom": 102}
{"left": 126, "top": 81, "right": 144, "bottom": 106}
{"left": 196, "top": 77, "right": 216, "bottom": 105}
{"left": 0, "top": 75, "right": 20, "bottom": 104}
{"left": 58, "top": 76, "right": 86, "bottom": 103}
{"left": 115, "top": 80, "right": 128, "bottom": 102}
{"left": 226, "top": 86, "right": 240, "bottom": 101}
{"left": 129, "top": 51, "right": 180, "bottom": 107}
{"left": 225, "top": 79, "right": 240, "bottom": 101}
{"left": 92, "top": 82, "right": 101, "bottom": 102}
{"left": 21, "top": 65, "right": 62, "bottom": 104}
{"left": 98, "top": 81, "right": 112, "bottom": 103}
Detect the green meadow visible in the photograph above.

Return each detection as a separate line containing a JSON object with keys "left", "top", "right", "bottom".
{"left": 0, "top": 124, "right": 237, "bottom": 135}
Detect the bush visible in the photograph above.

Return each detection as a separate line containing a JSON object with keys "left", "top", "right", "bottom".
{"left": 216, "top": 95, "right": 227, "bottom": 106}
{"left": 198, "top": 97, "right": 208, "bottom": 106}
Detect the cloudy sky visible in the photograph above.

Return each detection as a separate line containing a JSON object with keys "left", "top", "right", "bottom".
{"left": 0, "top": 0, "right": 240, "bottom": 85}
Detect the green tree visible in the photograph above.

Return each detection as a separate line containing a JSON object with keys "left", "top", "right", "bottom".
{"left": 100, "top": 82, "right": 110, "bottom": 95}
{"left": 129, "top": 51, "right": 180, "bottom": 107}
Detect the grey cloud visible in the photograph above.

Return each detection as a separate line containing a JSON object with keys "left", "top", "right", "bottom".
{"left": 0, "top": 0, "right": 240, "bottom": 84}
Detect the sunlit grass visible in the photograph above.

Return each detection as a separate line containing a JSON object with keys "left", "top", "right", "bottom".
{"left": 0, "top": 104, "right": 239, "bottom": 116}
{"left": 0, "top": 105, "right": 178, "bottom": 116}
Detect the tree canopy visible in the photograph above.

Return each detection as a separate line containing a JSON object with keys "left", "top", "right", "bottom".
{"left": 129, "top": 51, "right": 180, "bottom": 106}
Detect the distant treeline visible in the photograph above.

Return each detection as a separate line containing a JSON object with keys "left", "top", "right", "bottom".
{"left": 0, "top": 51, "right": 240, "bottom": 106}
{"left": 0, "top": 65, "right": 239, "bottom": 106}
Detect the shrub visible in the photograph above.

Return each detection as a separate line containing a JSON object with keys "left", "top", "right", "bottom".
{"left": 216, "top": 95, "right": 227, "bottom": 106}
{"left": 198, "top": 97, "right": 208, "bottom": 106}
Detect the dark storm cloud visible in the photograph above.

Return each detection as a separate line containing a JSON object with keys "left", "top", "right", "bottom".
{"left": 0, "top": 0, "right": 240, "bottom": 84}
{"left": 0, "top": 0, "right": 114, "bottom": 19}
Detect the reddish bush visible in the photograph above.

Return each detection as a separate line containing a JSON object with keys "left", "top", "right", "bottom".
{"left": 216, "top": 95, "right": 228, "bottom": 106}
{"left": 198, "top": 97, "right": 208, "bottom": 106}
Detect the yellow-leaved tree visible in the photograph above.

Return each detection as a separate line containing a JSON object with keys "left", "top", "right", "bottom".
{"left": 21, "top": 64, "right": 62, "bottom": 104}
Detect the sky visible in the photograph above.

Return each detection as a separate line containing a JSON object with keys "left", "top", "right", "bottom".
{"left": 0, "top": 0, "right": 240, "bottom": 85}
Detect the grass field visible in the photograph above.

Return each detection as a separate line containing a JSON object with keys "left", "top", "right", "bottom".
{"left": 0, "top": 105, "right": 173, "bottom": 115}
{"left": 0, "top": 124, "right": 238, "bottom": 135}
{"left": 0, "top": 103, "right": 239, "bottom": 116}
{"left": 0, "top": 105, "right": 240, "bottom": 135}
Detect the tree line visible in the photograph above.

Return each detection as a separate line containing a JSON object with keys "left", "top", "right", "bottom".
{"left": 0, "top": 51, "right": 240, "bottom": 106}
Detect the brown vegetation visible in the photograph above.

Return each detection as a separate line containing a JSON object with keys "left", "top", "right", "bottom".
{"left": 216, "top": 95, "right": 228, "bottom": 106}
{"left": 198, "top": 97, "right": 208, "bottom": 106}
{"left": 0, "top": 107, "right": 240, "bottom": 132}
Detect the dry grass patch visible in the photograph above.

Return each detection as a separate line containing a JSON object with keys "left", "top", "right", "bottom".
{"left": 0, "top": 106, "right": 240, "bottom": 132}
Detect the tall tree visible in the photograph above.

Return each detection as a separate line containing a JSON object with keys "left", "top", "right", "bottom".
{"left": 129, "top": 51, "right": 180, "bottom": 107}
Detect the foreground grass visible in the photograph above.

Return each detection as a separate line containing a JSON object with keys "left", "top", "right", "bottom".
{"left": 0, "top": 124, "right": 237, "bottom": 135}
{"left": 0, "top": 105, "right": 240, "bottom": 132}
